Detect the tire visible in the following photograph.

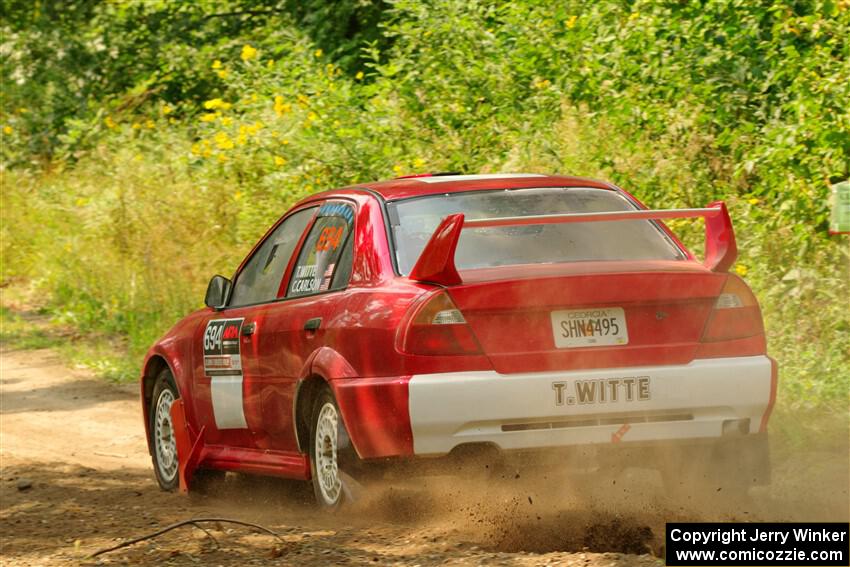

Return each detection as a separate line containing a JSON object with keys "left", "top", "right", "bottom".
{"left": 149, "top": 369, "right": 180, "bottom": 491}
{"left": 308, "top": 387, "right": 353, "bottom": 509}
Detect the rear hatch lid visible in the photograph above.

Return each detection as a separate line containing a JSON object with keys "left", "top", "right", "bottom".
{"left": 447, "top": 261, "right": 725, "bottom": 373}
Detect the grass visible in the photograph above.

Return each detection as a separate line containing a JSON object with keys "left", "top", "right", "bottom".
{"left": 0, "top": 304, "right": 137, "bottom": 383}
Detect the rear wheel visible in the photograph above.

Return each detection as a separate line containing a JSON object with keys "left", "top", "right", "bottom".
{"left": 149, "top": 369, "right": 179, "bottom": 491}
{"left": 309, "top": 387, "right": 355, "bottom": 509}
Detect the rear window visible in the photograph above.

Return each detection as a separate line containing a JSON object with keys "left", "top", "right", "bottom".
{"left": 388, "top": 187, "right": 684, "bottom": 275}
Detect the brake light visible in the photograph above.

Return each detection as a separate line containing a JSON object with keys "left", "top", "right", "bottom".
{"left": 701, "top": 275, "right": 764, "bottom": 342}
{"left": 398, "top": 291, "right": 482, "bottom": 355}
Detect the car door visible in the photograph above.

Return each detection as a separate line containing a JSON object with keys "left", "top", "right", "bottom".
{"left": 191, "top": 205, "right": 317, "bottom": 448}
{"left": 245, "top": 199, "right": 356, "bottom": 453}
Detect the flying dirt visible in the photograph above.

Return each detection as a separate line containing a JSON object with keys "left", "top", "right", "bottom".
{"left": 1, "top": 343, "right": 847, "bottom": 566}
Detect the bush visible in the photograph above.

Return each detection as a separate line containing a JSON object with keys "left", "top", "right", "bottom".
{"left": 1, "top": 0, "right": 847, "bottom": 414}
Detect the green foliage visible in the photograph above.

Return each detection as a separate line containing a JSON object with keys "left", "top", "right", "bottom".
{"left": 1, "top": 0, "right": 847, "bottom": 413}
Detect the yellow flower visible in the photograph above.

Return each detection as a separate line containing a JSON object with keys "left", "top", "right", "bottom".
{"left": 3, "top": 125, "right": 13, "bottom": 135}
{"left": 104, "top": 116, "right": 117, "bottom": 129}
{"left": 274, "top": 96, "right": 291, "bottom": 116}
{"left": 307, "top": 111, "right": 318, "bottom": 122}
{"left": 216, "top": 69, "right": 229, "bottom": 79}
{"left": 629, "top": 12, "right": 639, "bottom": 21}
{"left": 191, "top": 142, "right": 201, "bottom": 155}
{"left": 735, "top": 264, "right": 749, "bottom": 276}
{"left": 212, "top": 60, "right": 222, "bottom": 70}
{"left": 217, "top": 154, "right": 228, "bottom": 163}
{"left": 566, "top": 15, "right": 578, "bottom": 29}
{"left": 355, "top": 71, "right": 364, "bottom": 80}
{"left": 267, "top": 59, "right": 275, "bottom": 69}
{"left": 314, "top": 48, "right": 323, "bottom": 57}
{"left": 162, "top": 105, "right": 173, "bottom": 115}
{"left": 413, "top": 157, "right": 426, "bottom": 169}
{"left": 220, "top": 116, "right": 232, "bottom": 126}
{"left": 201, "top": 113, "right": 218, "bottom": 122}
{"left": 234, "top": 191, "right": 242, "bottom": 201}
{"left": 392, "top": 164, "right": 403, "bottom": 175}
{"left": 274, "top": 156, "right": 287, "bottom": 167}
{"left": 240, "top": 44, "right": 258, "bottom": 61}
{"left": 297, "top": 94, "right": 309, "bottom": 106}
{"left": 132, "top": 122, "right": 141, "bottom": 129}
{"left": 748, "top": 197, "right": 760, "bottom": 205}
{"left": 75, "top": 198, "right": 86, "bottom": 207}
{"left": 214, "top": 132, "right": 234, "bottom": 150}
{"left": 204, "top": 98, "right": 231, "bottom": 111}
{"left": 145, "top": 119, "right": 155, "bottom": 129}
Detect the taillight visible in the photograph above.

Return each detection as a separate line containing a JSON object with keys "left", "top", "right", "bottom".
{"left": 701, "top": 275, "right": 764, "bottom": 342}
{"left": 398, "top": 291, "right": 482, "bottom": 355}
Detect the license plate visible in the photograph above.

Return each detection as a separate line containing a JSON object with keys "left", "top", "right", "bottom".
{"left": 550, "top": 307, "right": 629, "bottom": 348}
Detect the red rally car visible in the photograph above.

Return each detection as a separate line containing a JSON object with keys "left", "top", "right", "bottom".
{"left": 141, "top": 173, "right": 777, "bottom": 508}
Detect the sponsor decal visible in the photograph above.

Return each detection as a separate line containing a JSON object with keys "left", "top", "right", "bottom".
{"left": 203, "top": 318, "right": 244, "bottom": 376}
{"left": 552, "top": 376, "right": 651, "bottom": 406}
{"left": 611, "top": 423, "right": 631, "bottom": 443}
{"left": 319, "top": 262, "right": 335, "bottom": 291}
{"left": 202, "top": 318, "right": 247, "bottom": 429}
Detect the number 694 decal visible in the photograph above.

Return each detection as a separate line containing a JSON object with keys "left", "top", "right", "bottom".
{"left": 203, "top": 318, "right": 244, "bottom": 376}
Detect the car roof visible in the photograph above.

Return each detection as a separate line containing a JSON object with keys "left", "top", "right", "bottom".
{"left": 297, "top": 173, "right": 617, "bottom": 204}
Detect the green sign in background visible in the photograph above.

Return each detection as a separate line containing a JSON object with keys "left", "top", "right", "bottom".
{"left": 830, "top": 181, "right": 850, "bottom": 234}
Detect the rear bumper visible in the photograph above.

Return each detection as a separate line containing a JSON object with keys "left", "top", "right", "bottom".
{"left": 407, "top": 355, "right": 776, "bottom": 456}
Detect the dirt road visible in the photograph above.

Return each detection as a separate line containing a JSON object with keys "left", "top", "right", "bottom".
{"left": 1, "top": 345, "right": 847, "bottom": 566}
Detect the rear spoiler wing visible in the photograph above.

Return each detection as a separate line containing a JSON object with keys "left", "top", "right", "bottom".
{"left": 408, "top": 201, "right": 736, "bottom": 286}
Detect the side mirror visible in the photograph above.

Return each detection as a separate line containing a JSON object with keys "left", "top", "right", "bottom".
{"left": 204, "top": 275, "right": 231, "bottom": 309}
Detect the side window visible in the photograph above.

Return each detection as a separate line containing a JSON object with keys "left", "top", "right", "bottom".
{"left": 230, "top": 207, "right": 316, "bottom": 306}
{"left": 287, "top": 202, "right": 355, "bottom": 297}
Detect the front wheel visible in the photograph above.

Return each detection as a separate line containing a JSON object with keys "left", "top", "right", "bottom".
{"left": 149, "top": 369, "right": 180, "bottom": 491}
{"left": 309, "top": 387, "right": 354, "bottom": 509}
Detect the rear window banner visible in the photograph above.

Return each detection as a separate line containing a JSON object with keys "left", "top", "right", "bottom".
{"left": 319, "top": 202, "right": 355, "bottom": 225}
{"left": 203, "top": 318, "right": 244, "bottom": 377}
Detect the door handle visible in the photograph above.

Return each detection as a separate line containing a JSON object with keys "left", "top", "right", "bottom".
{"left": 242, "top": 322, "right": 256, "bottom": 336}
{"left": 303, "top": 317, "right": 322, "bottom": 332}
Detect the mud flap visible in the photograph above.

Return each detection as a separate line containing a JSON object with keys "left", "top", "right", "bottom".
{"left": 169, "top": 399, "right": 206, "bottom": 493}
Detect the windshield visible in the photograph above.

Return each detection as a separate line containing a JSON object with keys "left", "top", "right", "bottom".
{"left": 387, "top": 187, "right": 685, "bottom": 275}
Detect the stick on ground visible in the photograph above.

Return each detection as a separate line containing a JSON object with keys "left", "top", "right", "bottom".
{"left": 89, "top": 517, "right": 286, "bottom": 558}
